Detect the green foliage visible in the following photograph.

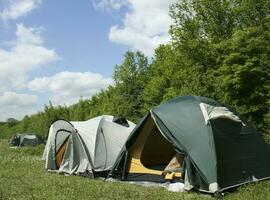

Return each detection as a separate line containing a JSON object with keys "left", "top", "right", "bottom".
{"left": 0, "top": 0, "right": 269, "bottom": 140}
{"left": 169, "top": 0, "right": 270, "bottom": 133}
{"left": 216, "top": 23, "right": 270, "bottom": 132}
{"left": 112, "top": 51, "right": 149, "bottom": 121}
{"left": 6, "top": 118, "right": 19, "bottom": 127}
{"left": 142, "top": 45, "right": 177, "bottom": 111}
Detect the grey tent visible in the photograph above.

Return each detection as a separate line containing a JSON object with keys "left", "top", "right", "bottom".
{"left": 109, "top": 95, "right": 270, "bottom": 193}
{"left": 42, "top": 115, "right": 135, "bottom": 177}
{"left": 10, "top": 134, "right": 44, "bottom": 147}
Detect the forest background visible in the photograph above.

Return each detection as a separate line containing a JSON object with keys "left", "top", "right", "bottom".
{"left": 0, "top": 0, "right": 269, "bottom": 141}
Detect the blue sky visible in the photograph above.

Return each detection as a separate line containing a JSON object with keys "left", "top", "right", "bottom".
{"left": 0, "top": 0, "right": 175, "bottom": 121}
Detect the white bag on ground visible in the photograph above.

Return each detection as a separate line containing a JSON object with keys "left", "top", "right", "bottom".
{"left": 167, "top": 182, "right": 185, "bottom": 192}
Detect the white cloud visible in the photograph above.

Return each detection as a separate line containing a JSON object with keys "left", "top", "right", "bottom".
{"left": 0, "top": 0, "right": 41, "bottom": 20}
{"left": 0, "top": 24, "right": 58, "bottom": 90}
{"left": 92, "top": 0, "right": 127, "bottom": 11}
{"left": 108, "top": 0, "right": 176, "bottom": 56}
{"left": 28, "top": 71, "right": 113, "bottom": 105}
{"left": 0, "top": 91, "right": 38, "bottom": 121}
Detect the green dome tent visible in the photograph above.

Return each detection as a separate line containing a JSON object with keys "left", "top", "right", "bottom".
{"left": 42, "top": 115, "right": 136, "bottom": 177}
{"left": 109, "top": 96, "right": 270, "bottom": 193}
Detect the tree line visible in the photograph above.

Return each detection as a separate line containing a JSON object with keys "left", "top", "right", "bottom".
{"left": 0, "top": 0, "right": 269, "bottom": 139}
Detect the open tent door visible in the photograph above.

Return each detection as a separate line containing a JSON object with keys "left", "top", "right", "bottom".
{"left": 126, "top": 115, "right": 183, "bottom": 182}
{"left": 55, "top": 130, "right": 71, "bottom": 169}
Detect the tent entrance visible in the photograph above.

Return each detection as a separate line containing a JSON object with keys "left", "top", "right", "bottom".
{"left": 126, "top": 116, "right": 183, "bottom": 182}
{"left": 55, "top": 130, "right": 71, "bottom": 169}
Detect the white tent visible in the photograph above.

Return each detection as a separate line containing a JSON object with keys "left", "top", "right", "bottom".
{"left": 42, "top": 115, "right": 136, "bottom": 177}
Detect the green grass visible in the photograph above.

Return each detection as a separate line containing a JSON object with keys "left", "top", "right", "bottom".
{"left": 0, "top": 139, "right": 270, "bottom": 200}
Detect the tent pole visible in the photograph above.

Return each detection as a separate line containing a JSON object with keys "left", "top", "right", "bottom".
{"left": 121, "top": 151, "right": 129, "bottom": 180}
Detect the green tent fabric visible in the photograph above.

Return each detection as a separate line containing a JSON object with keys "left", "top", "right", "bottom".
{"left": 10, "top": 134, "right": 44, "bottom": 147}
{"left": 109, "top": 95, "right": 270, "bottom": 193}
{"left": 42, "top": 115, "right": 136, "bottom": 177}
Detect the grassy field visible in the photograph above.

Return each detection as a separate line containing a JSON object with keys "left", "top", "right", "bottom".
{"left": 0, "top": 140, "right": 270, "bottom": 200}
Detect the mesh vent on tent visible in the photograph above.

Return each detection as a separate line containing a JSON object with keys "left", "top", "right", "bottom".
{"left": 113, "top": 117, "right": 129, "bottom": 127}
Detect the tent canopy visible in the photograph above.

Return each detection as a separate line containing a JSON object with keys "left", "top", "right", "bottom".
{"left": 43, "top": 115, "right": 136, "bottom": 177}
{"left": 110, "top": 95, "right": 270, "bottom": 193}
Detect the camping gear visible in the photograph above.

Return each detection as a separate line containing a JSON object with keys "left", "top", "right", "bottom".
{"left": 162, "top": 154, "right": 183, "bottom": 180}
{"left": 42, "top": 115, "right": 136, "bottom": 177}
{"left": 168, "top": 182, "right": 185, "bottom": 192}
{"left": 109, "top": 95, "right": 270, "bottom": 193}
{"left": 10, "top": 134, "right": 44, "bottom": 147}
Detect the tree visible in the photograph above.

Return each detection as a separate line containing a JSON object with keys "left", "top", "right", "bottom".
{"left": 217, "top": 23, "right": 270, "bottom": 132}
{"left": 169, "top": 0, "right": 270, "bottom": 132}
{"left": 113, "top": 51, "right": 148, "bottom": 121}
{"left": 6, "top": 118, "right": 18, "bottom": 127}
{"left": 142, "top": 45, "right": 177, "bottom": 111}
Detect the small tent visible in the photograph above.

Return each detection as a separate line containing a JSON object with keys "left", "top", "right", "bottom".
{"left": 109, "top": 96, "right": 270, "bottom": 193}
{"left": 10, "top": 134, "right": 44, "bottom": 147}
{"left": 43, "top": 115, "right": 135, "bottom": 177}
